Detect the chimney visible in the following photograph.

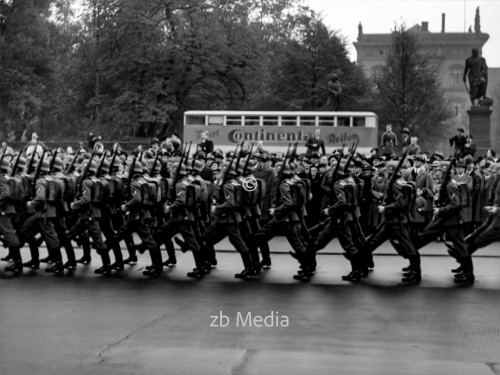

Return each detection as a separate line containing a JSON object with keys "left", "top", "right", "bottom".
{"left": 441, "top": 13, "right": 445, "bottom": 33}
{"left": 422, "top": 22, "right": 428, "bottom": 32}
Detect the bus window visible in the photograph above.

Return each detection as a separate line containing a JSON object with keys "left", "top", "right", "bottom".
{"left": 281, "top": 116, "right": 297, "bottom": 126}
{"left": 226, "top": 116, "right": 242, "bottom": 126}
{"left": 337, "top": 116, "right": 350, "bottom": 127}
{"left": 263, "top": 116, "right": 278, "bottom": 126}
{"left": 244, "top": 116, "right": 260, "bottom": 126}
{"left": 318, "top": 116, "right": 335, "bottom": 126}
{"left": 300, "top": 116, "right": 316, "bottom": 126}
{"left": 186, "top": 115, "right": 206, "bottom": 126}
{"left": 353, "top": 117, "right": 366, "bottom": 127}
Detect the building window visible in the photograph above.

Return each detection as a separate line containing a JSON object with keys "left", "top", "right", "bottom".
{"left": 450, "top": 66, "right": 462, "bottom": 88}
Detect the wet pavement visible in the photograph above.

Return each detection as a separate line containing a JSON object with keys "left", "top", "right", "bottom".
{"left": 1, "top": 240, "right": 500, "bottom": 375}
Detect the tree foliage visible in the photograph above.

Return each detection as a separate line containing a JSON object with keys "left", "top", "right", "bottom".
{"left": 372, "top": 25, "right": 454, "bottom": 151}
{"left": 1, "top": 0, "right": 369, "bottom": 140}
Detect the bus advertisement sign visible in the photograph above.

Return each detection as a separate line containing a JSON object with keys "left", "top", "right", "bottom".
{"left": 184, "top": 126, "right": 374, "bottom": 149}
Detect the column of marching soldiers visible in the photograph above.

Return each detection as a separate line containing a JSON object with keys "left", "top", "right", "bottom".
{"left": 0, "top": 139, "right": 499, "bottom": 284}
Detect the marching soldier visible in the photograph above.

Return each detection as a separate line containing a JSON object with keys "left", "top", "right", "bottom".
{"left": 156, "top": 161, "right": 203, "bottom": 278}
{"left": 254, "top": 162, "right": 310, "bottom": 278}
{"left": 366, "top": 160, "right": 420, "bottom": 283}
{"left": 95, "top": 156, "right": 125, "bottom": 271}
{"left": 18, "top": 157, "right": 64, "bottom": 275}
{"left": 310, "top": 163, "right": 366, "bottom": 281}
{"left": 203, "top": 161, "right": 256, "bottom": 279}
{"left": 1, "top": 157, "right": 23, "bottom": 274}
{"left": 50, "top": 156, "right": 77, "bottom": 269}
{"left": 67, "top": 159, "right": 111, "bottom": 275}
{"left": 118, "top": 159, "right": 162, "bottom": 277}
{"left": 417, "top": 161, "right": 475, "bottom": 284}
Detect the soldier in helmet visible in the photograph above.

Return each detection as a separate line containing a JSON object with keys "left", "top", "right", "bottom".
{"left": 308, "top": 162, "right": 367, "bottom": 281}
{"left": 254, "top": 161, "right": 310, "bottom": 278}
{"left": 94, "top": 155, "right": 125, "bottom": 271}
{"left": 118, "top": 158, "right": 162, "bottom": 277}
{"left": 203, "top": 158, "right": 256, "bottom": 279}
{"left": 0, "top": 157, "right": 23, "bottom": 274}
{"left": 365, "top": 160, "right": 421, "bottom": 283}
{"left": 67, "top": 158, "right": 111, "bottom": 275}
{"left": 18, "top": 155, "right": 64, "bottom": 275}
{"left": 155, "top": 160, "right": 203, "bottom": 278}
{"left": 417, "top": 161, "right": 475, "bottom": 284}
{"left": 49, "top": 155, "right": 78, "bottom": 270}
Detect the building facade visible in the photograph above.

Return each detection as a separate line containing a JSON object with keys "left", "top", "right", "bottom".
{"left": 353, "top": 12, "right": 499, "bottom": 150}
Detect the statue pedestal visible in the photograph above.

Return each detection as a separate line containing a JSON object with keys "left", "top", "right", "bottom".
{"left": 468, "top": 106, "right": 492, "bottom": 155}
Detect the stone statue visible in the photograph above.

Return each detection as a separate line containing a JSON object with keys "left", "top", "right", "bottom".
{"left": 358, "top": 22, "right": 363, "bottom": 38}
{"left": 326, "top": 74, "right": 342, "bottom": 111}
{"left": 474, "top": 6, "right": 481, "bottom": 33}
{"left": 463, "top": 48, "right": 492, "bottom": 106}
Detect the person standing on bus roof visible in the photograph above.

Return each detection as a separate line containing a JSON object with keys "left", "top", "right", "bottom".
{"left": 326, "top": 74, "right": 342, "bottom": 111}
{"left": 305, "top": 129, "right": 326, "bottom": 157}
{"left": 381, "top": 124, "right": 398, "bottom": 160}
{"left": 198, "top": 131, "right": 214, "bottom": 154}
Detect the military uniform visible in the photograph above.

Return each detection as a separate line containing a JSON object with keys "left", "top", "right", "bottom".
{"left": 204, "top": 165, "right": 255, "bottom": 279}
{"left": 366, "top": 161, "right": 420, "bottom": 283}
{"left": 418, "top": 161, "right": 474, "bottom": 284}
{"left": 67, "top": 161, "right": 111, "bottom": 274}
{"left": 0, "top": 160, "right": 22, "bottom": 273}
{"left": 155, "top": 163, "right": 202, "bottom": 278}
{"left": 119, "top": 161, "right": 161, "bottom": 277}
{"left": 18, "top": 159, "right": 63, "bottom": 274}
{"left": 312, "top": 165, "right": 366, "bottom": 281}
{"left": 254, "top": 163, "right": 309, "bottom": 276}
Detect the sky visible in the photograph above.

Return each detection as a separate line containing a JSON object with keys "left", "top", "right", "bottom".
{"left": 306, "top": 0, "right": 500, "bottom": 67}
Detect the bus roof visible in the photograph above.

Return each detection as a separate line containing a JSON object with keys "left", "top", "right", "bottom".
{"left": 184, "top": 110, "right": 378, "bottom": 117}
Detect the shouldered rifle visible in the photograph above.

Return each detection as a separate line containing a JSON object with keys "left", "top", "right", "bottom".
{"left": 10, "top": 149, "right": 23, "bottom": 177}
{"left": 435, "top": 156, "right": 457, "bottom": 208}
{"left": 95, "top": 150, "right": 109, "bottom": 176}
{"left": 381, "top": 148, "right": 410, "bottom": 206}
{"left": 66, "top": 144, "right": 83, "bottom": 174}
{"left": 242, "top": 144, "right": 254, "bottom": 174}
{"left": 26, "top": 140, "right": 38, "bottom": 173}
{"left": 329, "top": 143, "right": 345, "bottom": 190}
{"left": 174, "top": 141, "right": 191, "bottom": 182}
{"left": 0, "top": 151, "right": 4, "bottom": 173}
{"left": 215, "top": 143, "right": 240, "bottom": 204}
{"left": 150, "top": 150, "right": 161, "bottom": 176}
{"left": 30, "top": 150, "right": 47, "bottom": 198}
{"left": 288, "top": 142, "right": 299, "bottom": 163}
{"left": 48, "top": 148, "right": 59, "bottom": 174}
{"left": 344, "top": 139, "right": 359, "bottom": 170}
{"left": 76, "top": 146, "right": 97, "bottom": 196}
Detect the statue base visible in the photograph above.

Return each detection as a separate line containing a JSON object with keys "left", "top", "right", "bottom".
{"left": 467, "top": 105, "right": 492, "bottom": 156}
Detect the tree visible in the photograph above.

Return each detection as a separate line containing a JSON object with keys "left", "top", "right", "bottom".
{"left": 257, "top": 12, "right": 368, "bottom": 110}
{"left": 372, "top": 25, "right": 453, "bottom": 151}
{"left": 0, "top": 0, "right": 56, "bottom": 139}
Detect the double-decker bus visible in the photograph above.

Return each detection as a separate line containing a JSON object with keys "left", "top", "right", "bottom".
{"left": 183, "top": 111, "right": 378, "bottom": 155}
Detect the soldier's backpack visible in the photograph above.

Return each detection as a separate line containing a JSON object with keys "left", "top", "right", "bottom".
{"left": 45, "top": 176, "right": 61, "bottom": 204}
{"left": 401, "top": 180, "right": 417, "bottom": 211}
{"left": 343, "top": 181, "right": 359, "bottom": 208}
{"left": 185, "top": 183, "right": 201, "bottom": 209}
